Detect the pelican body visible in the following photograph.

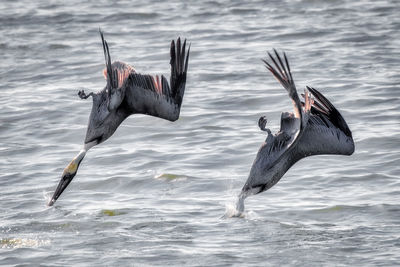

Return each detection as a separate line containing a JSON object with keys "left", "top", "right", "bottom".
{"left": 237, "top": 50, "right": 355, "bottom": 212}
{"left": 49, "top": 30, "right": 190, "bottom": 206}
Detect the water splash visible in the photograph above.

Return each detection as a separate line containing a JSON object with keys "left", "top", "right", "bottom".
{"left": 43, "top": 191, "right": 53, "bottom": 207}
{"left": 224, "top": 196, "right": 246, "bottom": 218}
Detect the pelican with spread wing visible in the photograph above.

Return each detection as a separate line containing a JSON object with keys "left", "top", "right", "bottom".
{"left": 236, "top": 50, "right": 354, "bottom": 213}
{"left": 48, "top": 30, "right": 190, "bottom": 206}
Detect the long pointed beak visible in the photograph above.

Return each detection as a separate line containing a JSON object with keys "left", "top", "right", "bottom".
{"left": 48, "top": 149, "right": 86, "bottom": 206}
{"left": 48, "top": 172, "right": 76, "bottom": 206}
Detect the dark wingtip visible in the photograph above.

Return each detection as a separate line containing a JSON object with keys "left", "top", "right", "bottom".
{"left": 261, "top": 58, "right": 272, "bottom": 70}
{"left": 170, "top": 39, "right": 176, "bottom": 65}
{"left": 283, "top": 52, "right": 293, "bottom": 80}
{"left": 308, "top": 87, "right": 353, "bottom": 138}
{"left": 273, "top": 48, "right": 279, "bottom": 58}
{"left": 176, "top": 37, "right": 182, "bottom": 74}
{"left": 267, "top": 51, "right": 274, "bottom": 64}
{"left": 99, "top": 29, "right": 115, "bottom": 98}
{"left": 99, "top": 28, "right": 106, "bottom": 49}
{"left": 186, "top": 41, "right": 191, "bottom": 56}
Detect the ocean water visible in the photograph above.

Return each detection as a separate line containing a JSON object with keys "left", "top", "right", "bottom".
{"left": 1, "top": 0, "right": 399, "bottom": 265}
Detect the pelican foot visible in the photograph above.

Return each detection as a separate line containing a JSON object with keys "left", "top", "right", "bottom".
{"left": 258, "top": 116, "right": 268, "bottom": 131}
{"left": 78, "top": 90, "right": 93, "bottom": 99}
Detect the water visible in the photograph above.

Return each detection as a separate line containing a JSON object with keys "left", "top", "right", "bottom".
{"left": 1, "top": 0, "right": 399, "bottom": 265}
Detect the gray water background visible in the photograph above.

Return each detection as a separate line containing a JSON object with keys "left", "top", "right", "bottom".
{"left": 1, "top": 0, "right": 400, "bottom": 266}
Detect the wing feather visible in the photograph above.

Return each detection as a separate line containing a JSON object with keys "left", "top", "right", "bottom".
{"left": 123, "top": 37, "right": 190, "bottom": 121}
{"left": 99, "top": 29, "right": 190, "bottom": 119}
{"left": 297, "top": 87, "right": 354, "bottom": 156}
{"left": 257, "top": 50, "right": 352, "bottom": 171}
{"left": 261, "top": 50, "right": 311, "bottom": 159}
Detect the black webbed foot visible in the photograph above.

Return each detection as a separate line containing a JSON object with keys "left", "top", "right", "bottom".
{"left": 78, "top": 90, "right": 93, "bottom": 99}
{"left": 258, "top": 116, "right": 270, "bottom": 132}
{"left": 259, "top": 116, "right": 274, "bottom": 143}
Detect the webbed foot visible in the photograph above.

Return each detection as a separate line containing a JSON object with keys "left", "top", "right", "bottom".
{"left": 258, "top": 116, "right": 271, "bottom": 133}
{"left": 78, "top": 90, "right": 93, "bottom": 99}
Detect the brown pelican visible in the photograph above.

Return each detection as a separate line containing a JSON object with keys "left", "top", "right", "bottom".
{"left": 236, "top": 50, "right": 354, "bottom": 213}
{"left": 48, "top": 30, "right": 190, "bottom": 206}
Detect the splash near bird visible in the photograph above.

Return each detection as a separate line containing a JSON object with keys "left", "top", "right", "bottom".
{"left": 48, "top": 30, "right": 190, "bottom": 206}
{"left": 236, "top": 50, "right": 354, "bottom": 214}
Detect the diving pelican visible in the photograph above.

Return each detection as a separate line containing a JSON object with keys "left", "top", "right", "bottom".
{"left": 48, "top": 30, "right": 190, "bottom": 206}
{"left": 236, "top": 50, "right": 354, "bottom": 213}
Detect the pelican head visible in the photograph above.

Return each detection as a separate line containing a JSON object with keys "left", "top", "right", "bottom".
{"left": 48, "top": 150, "right": 86, "bottom": 206}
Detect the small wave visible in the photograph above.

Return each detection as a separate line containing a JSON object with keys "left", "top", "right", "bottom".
{"left": 230, "top": 8, "right": 259, "bottom": 15}
{"left": 48, "top": 43, "right": 70, "bottom": 50}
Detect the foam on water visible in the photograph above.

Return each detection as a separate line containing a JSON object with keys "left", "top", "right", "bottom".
{"left": 1, "top": 238, "right": 51, "bottom": 249}
{"left": 43, "top": 190, "right": 53, "bottom": 206}
{"left": 224, "top": 201, "right": 245, "bottom": 218}
{"left": 154, "top": 173, "right": 188, "bottom": 181}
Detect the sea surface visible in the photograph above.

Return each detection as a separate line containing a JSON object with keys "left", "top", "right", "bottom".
{"left": 1, "top": 0, "right": 399, "bottom": 266}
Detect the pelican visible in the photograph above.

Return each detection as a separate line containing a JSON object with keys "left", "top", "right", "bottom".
{"left": 48, "top": 30, "right": 190, "bottom": 206}
{"left": 236, "top": 50, "right": 354, "bottom": 213}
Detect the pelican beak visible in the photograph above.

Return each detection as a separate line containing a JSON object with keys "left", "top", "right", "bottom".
{"left": 48, "top": 150, "right": 86, "bottom": 206}
{"left": 48, "top": 171, "right": 77, "bottom": 206}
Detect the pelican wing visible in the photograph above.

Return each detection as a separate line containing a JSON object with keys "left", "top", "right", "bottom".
{"left": 297, "top": 87, "right": 355, "bottom": 156}
{"left": 240, "top": 51, "right": 354, "bottom": 200}
{"left": 123, "top": 38, "right": 190, "bottom": 121}
{"left": 100, "top": 30, "right": 190, "bottom": 120}
{"left": 242, "top": 51, "right": 314, "bottom": 195}
{"left": 260, "top": 50, "right": 312, "bottom": 160}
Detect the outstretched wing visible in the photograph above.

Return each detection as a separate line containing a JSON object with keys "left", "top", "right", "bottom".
{"left": 260, "top": 50, "right": 312, "bottom": 162}
{"left": 297, "top": 87, "right": 355, "bottom": 156}
{"left": 100, "top": 30, "right": 190, "bottom": 121}
{"left": 123, "top": 38, "right": 190, "bottom": 121}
